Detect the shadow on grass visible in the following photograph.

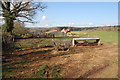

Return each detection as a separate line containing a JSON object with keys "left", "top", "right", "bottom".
{"left": 2, "top": 59, "right": 31, "bottom": 75}
{"left": 19, "top": 49, "right": 53, "bottom": 57}
{"left": 45, "top": 36, "right": 79, "bottom": 39}
{"left": 15, "top": 47, "right": 42, "bottom": 52}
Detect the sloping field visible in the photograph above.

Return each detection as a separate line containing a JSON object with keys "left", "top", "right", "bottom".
{"left": 71, "top": 31, "right": 118, "bottom": 44}
{"left": 2, "top": 30, "right": 118, "bottom": 78}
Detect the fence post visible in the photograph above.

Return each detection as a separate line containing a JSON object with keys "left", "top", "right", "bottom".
{"left": 72, "top": 39, "right": 75, "bottom": 46}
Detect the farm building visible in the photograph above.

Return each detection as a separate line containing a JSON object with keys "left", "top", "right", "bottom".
{"left": 61, "top": 28, "right": 71, "bottom": 33}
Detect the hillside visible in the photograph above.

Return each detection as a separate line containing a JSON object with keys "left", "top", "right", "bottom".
{"left": 93, "top": 26, "right": 119, "bottom": 32}
{"left": 28, "top": 26, "right": 119, "bottom": 32}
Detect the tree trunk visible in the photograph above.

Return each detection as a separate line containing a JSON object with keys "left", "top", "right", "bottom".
{"left": 2, "top": 2, "right": 14, "bottom": 34}
{"left": 4, "top": 17, "right": 14, "bottom": 34}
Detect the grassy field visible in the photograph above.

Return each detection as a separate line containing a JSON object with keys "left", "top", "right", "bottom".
{"left": 3, "top": 30, "right": 118, "bottom": 78}
{"left": 14, "top": 31, "right": 118, "bottom": 51}
{"left": 71, "top": 31, "right": 118, "bottom": 44}
{"left": 14, "top": 37, "right": 78, "bottom": 51}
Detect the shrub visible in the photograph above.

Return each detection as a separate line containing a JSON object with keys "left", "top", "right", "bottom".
{"left": 21, "top": 34, "right": 33, "bottom": 38}
{"left": 52, "top": 39, "right": 71, "bottom": 51}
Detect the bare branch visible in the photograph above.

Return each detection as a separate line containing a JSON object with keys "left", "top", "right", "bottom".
{"left": 1, "top": 0, "right": 47, "bottom": 33}
{"left": 17, "top": 18, "right": 34, "bottom": 23}
{"left": 0, "top": 1, "right": 6, "bottom": 9}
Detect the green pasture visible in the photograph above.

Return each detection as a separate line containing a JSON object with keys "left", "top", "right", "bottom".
{"left": 14, "top": 37, "right": 76, "bottom": 51}
{"left": 14, "top": 31, "right": 118, "bottom": 51}
{"left": 71, "top": 31, "right": 118, "bottom": 44}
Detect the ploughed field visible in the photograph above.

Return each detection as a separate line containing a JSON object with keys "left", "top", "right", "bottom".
{"left": 2, "top": 31, "right": 118, "bottom": 78}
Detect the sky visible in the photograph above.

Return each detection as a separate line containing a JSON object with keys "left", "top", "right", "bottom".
{"left": 24, "top": 2, "right": 118, "bottom": 28}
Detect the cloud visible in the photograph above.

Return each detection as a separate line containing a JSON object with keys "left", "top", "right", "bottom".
{"left": 88, "top": 23, "right": 93, "bottom": 26}
{"left": 45, "top": 24, "right": 49, "bottom": 27}
{"left": 56, "top": 24, "right": 61, "bottom": 26}
{"left": 42, "top": 16, "right": 46, "bottom": 20}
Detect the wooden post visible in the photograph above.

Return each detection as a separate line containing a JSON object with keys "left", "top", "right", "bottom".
{"left": 96, "top": 39, "right": 100, "bottom": 46}
{"left": 98, "top": 40, "right": 101, "bottom": 46}
{"left": 72, "top": 39, "right": 75, "bottom": 46}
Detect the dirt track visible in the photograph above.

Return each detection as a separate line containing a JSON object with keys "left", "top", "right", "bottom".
{"left": 48, "top": 44, "right": 118, "bottom": 78}
{"left": 3, "top": 43, "right": 118, "bottom": 78}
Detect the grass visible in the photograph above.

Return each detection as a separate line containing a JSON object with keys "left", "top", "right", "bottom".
{"left": 33, "top": 64, "right": 62, "bottom": 78}
{"left": 14, "top": 30, "right": 118, "bottom": 51}
{"left": 19, "top": 49, "right": 52, "bottom": 56}
{"left": 15, "top": 38, "right": 44, "bottom": 49}
{"left": 34, "top": 65, "right": 49, "bottom": 78}
{"left": 14, "top": 37, "right": 75, "bottom": 51}
{"left": 47, "top": 36, "right": 78, "bottom": 39}
{"left": 14, "top": 38, "right": 52, "bottom": 51}
{"left": 52, "top": 65, "right": 62, "bottom": 78}
{"left": 8, "top": 30, "right": 118, "bottom": 52}
{"left": 3, "top": 59, "right": 30, "bottom": 66}
{"left": 71, "top": 31, "right": 118, "bottom": 44}
{"left": 2, "top": 59, "right": 30, "bottom": 78}
{"left": 3, "top": 30, "right": 118, "bottom": 78}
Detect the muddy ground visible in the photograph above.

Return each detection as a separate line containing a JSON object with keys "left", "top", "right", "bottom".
{"left": 3, "top": 43, "right": 118, "bottom": 78}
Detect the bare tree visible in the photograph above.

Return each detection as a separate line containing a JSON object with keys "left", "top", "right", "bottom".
{"left": 13, "top": 20, "right": 29, "bottom": 35}
{"left": 0, "top": 0, "right": 47, "bottom": 34}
